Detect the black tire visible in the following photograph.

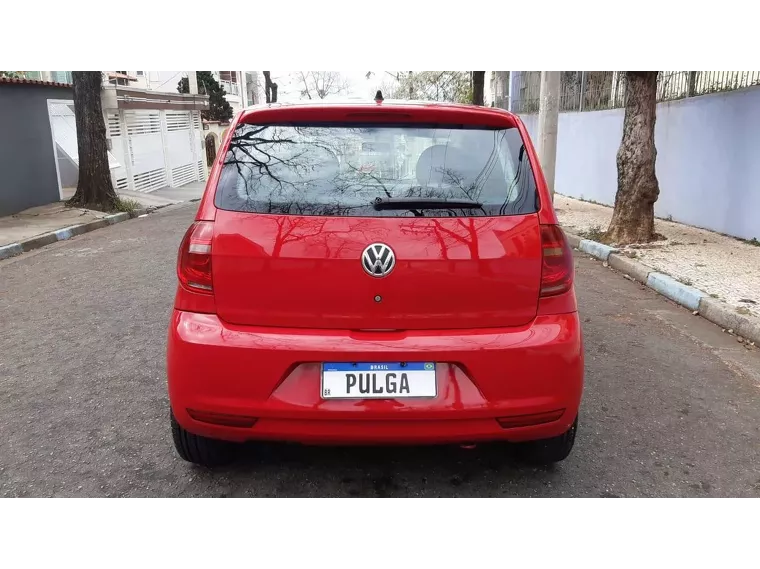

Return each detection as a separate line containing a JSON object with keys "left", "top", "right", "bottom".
{"left": 514, "top": 416, "right": 578, "bottom": 465}
{"left": 171, "top": 413, "right": 237, "bottom": 467}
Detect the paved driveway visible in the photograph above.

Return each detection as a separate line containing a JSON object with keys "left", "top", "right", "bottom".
{"left": 1, "top": 203, "right": 759, "bottom": 497}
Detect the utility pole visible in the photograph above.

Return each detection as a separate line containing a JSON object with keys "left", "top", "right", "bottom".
{"left": 188, "top": 71, "right": 198, "bottom": 95}
{"left": 537, "top": 71, "right": 560, "bottom": 201}
{"left": 250, "top": 71, "right": 260, "bottom": 105}
{"left": 240, "top": 70, "right": 248, "bottom": 108}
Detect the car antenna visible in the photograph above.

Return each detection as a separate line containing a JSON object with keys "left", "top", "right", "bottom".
{"left": 374, "top": 90, "right": 384, "bottom": 103}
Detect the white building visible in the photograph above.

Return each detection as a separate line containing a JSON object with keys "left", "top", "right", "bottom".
{"left": 43, "top": 77, "right": 211, "bottom": 194}
{"left": 102, "top": 71, "right": 258, "bottom": 113}
{"left": 26, "top": 71, "right": 259, "bottom": 113}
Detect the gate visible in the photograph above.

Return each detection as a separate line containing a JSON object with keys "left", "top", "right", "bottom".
{"left": 124, "top": 110, "right": 167, "bottom": 192}
{"left": 110, "top": 109, "right": 205, "bottom": 193}
{"left": 166, "top": 111, "right": 198, "bottom": 187}
{"left": 48, "top": 101, "right": 124, "bottom": 194}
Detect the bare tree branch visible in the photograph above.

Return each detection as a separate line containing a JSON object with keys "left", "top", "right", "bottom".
{"left": 294, "top": 71, "right": 349, "bottom": 100}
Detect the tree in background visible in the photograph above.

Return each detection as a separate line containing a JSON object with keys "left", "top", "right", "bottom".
{"left": 263, "top": 71, "right": 278, "bottom": 103}
{"left": 605, "top": 71, "right": 661, "bottom": 244}
{"left": 177, "top": 72, "right": 233, "bottom": 122}
{"left": 296, "top": 71, "right": 349, "bottom": 99}
{"left": 471, "top": 71, "right": 485, "bottom": 105}
{"left": 394, "top": 71, "right": 471, "bottom": 103}
{"left": 66, "top": 72, "right": 119, "bottom": 211}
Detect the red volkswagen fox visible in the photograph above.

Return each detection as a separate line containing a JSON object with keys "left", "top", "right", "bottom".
{"left": 167, "top": 99, "right": 583, "bottom": 466}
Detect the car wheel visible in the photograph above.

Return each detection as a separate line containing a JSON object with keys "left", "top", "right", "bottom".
{"left": 171, "top": 413, "right": 237, "bottom": 467}
{"left": 515, "top": 416, "right": 578, "bottom": 465}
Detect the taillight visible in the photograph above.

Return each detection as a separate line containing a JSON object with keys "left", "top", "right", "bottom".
{"left": 540, "top": 224, "right": 573, "bottom": 297}
{"left": 177, "top": 221, "right": 214, "bottom": 294}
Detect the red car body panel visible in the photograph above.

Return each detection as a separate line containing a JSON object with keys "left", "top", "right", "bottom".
{"left": 168, "top": 310, "right": 582, "bottom": 444}
{"left": 168, "top": 100, "right": 583, "bottom": 446}
{"left": 212, "top": 211, "right": 542, "bottom": 330}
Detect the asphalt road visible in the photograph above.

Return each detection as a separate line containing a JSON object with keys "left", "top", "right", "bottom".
{"left": 2, "top": 203, "right": 759, "bottom": 497}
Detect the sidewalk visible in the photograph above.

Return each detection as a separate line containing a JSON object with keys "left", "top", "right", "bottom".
{"left": 0, "top": 182, "right": 205, "bottom": 249}
{"left": 556, "top": 194, "right": 760, "bottom": 319}
{"left": 0, "top": 183, "right": 206, "bottom": 258}
{"left": 60, "top": 185, "right": 195, "bottom": 209}
{"left": 0, "top": 202, "right": 111, "bottom": 247}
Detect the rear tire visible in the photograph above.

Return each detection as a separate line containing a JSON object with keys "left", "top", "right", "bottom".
{"left": 171, "top": 413, "right": 237, "bottom": 467}
{"left": 514, "top": 416, "right": 578, "bottom": 465}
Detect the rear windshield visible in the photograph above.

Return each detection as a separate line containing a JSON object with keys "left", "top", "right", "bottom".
{"left": 214, "top": 123, "right": 538, "bottom": 217}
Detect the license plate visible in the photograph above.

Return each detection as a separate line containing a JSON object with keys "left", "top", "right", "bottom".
{"left": 321, "top": 362, "right": 437, "bottom": 399}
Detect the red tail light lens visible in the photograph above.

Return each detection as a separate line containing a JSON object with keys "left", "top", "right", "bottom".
{"left": 178, "top": 221, "right": 214, "bottom": 294}
{"left": 187, "top": 409, "right": 257, "bottom": 428}
{"left": 496, "top": 409, "right": 565, "bottom": 429}
{"left": 540, "top": 224, "right": 573, "bottom": 297}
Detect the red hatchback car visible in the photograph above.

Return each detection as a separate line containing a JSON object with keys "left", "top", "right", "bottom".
{"left": 167, "top": 99, "right": 583, "bottom": 466}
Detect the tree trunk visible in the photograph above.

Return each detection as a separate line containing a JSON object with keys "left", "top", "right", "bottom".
{"left": 687, "top": 71, "right": 698, "bottom": 97}
{"left": 472, "top": 71, "right": 485, "bottom": 105}
{"left": 263, "top": 71, "right": 277, "bottom": 103}
{"left": 67, "top": 71, "right": 119, "bottom": 211}
{"left": 605, "top": 71, "right": 660, "bottom": 245}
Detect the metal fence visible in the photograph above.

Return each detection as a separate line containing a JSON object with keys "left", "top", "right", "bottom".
{"left": 510, "top": 71, "right": 760, "bottom": 114}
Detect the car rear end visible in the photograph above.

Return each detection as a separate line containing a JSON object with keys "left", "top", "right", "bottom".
{"left": 167, "top": 101, "right": 583, "bottom": 462}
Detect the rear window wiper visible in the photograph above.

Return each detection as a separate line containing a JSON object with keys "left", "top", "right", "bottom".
{"left": 372, "top": 197, "right": 484, "bottom": 212}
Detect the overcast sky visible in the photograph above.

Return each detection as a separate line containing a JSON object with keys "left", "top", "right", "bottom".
{"left": 268, "top": 71, "right": 385, "bottom": 101}
{"left": 272, "top": 63, "right": 491, "bottom": 102}
{"left": 139, "top": 63, "right": 490, "bottom": 102}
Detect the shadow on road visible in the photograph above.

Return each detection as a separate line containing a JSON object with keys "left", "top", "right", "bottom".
{"left": 180, "top": 441, "right": 568, "bottom": 498}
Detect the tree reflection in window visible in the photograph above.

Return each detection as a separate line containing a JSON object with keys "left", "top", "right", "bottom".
{"left": 216, "top": 124, "right": 537, "bottom": 217}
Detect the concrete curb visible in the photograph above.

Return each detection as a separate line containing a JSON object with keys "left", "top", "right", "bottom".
{"left": 565, "top": 230, "right": 760, "bottom": 346}
{"left": 579, "top": 239, "right": 618, "bottom": 261}
{"left": 0, "top": 205, "right": 165, "bottom": 261}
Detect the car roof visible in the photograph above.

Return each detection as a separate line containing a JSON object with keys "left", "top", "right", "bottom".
{"left": 239, "top": 99, "right": 517, "bottom": 121}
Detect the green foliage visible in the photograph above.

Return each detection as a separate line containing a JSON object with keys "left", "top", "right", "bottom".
{"left": 178, "top": 72, "right": 233, "bottom": 122}
{"left": 393, "top": 71, "right": 472, "bottom": 103}
{"left": 579, "top": 224, "right": 606, "bottom": 242}
{"left": 0, "top": 71, "right": 23, "bottom": 78}
{"left": 112, "top": 198, "right": 142, "bottom": 214}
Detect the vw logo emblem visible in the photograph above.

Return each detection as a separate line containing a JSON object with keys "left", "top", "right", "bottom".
{"left": 361, "top": 243, "right": 396, "bottom": 278}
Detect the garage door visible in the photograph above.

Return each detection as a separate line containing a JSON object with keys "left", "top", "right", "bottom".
{"left": 166, "top": 111, "right": 204, "bottom": 187}
{"left": 106, "top": 112, "right": 128, "bottom": 191}
{"left": 193, "top": 112, "right": 206, "bottom": 182}
{"left": 49, "top": 102, "right": 123, "bottom": 187}
{"left": 124, "top": 110, "right": 167, "bottom": 192}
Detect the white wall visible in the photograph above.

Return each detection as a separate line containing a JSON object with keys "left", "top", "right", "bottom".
{"left": 141, "top": 71, "right": 243, "bottom": 111}
{"left": 520, "top": 86, "right": 760, "bottom": 240}
{"left": 147, "top": 71, "right": 187, "bottom": 93}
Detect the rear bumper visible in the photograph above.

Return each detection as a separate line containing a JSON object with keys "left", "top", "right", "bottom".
{"left": 167, "top": 311, "right": 584, "bottom": 444}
